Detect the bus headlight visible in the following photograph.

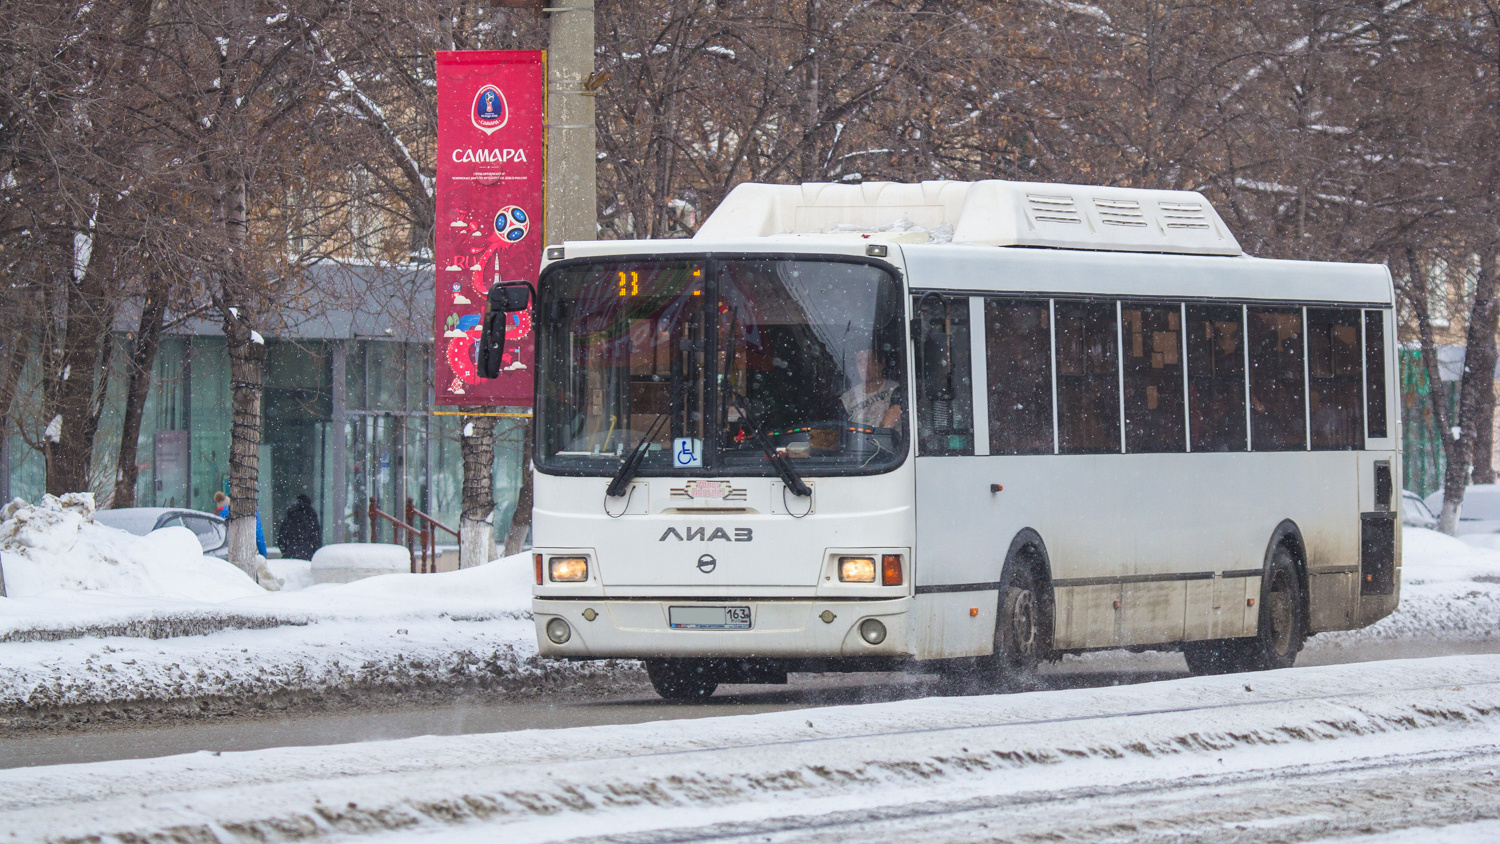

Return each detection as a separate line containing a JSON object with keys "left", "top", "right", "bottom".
{"left": 549, "top": 556, "right": 589, "bottom": 582}
{"left": 545, "top": 617, "right": 572, "bottom": 644}
{"left": 859, "top": 618, "right": 887, "bottom": 645}
{"left": 839, "top": 556, "right": 877, "bottom": 582}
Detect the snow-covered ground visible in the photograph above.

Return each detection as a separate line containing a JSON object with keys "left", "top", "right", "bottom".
{"left": 0, "top": 492, "right": 1497, "bottom": 722}
{"left": 1, "top": 654, "right": 1497, "bottom": 843}
{"left": 0, "top": 496, "right": 631, "bottom": 723}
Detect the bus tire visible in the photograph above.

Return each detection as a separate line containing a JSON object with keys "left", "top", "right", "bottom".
{"left": 989, "top": 563, "right": 1045, "bottom": 685}
{"left": 1236, "top": 543, "right": 1307, "bottom": 671}
{"left": 1182, "top": 544, "right": 1306, "bottom": 675}
{"left": 645, "top": 659, "right": 718, "bottom": 700}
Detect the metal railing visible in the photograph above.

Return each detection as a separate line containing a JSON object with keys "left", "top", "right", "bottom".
{"left": 408, "top": 500, "right": 458, "bottom": 573}
{"left": 367, "top": 497, "right": 455, "bottom": 574}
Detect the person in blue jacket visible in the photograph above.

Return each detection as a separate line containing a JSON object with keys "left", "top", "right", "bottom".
{"left": 213, "top": 492, "right": 268, "bottom": 557}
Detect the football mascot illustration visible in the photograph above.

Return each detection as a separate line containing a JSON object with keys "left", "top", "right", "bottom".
{"left": 443, "top": 204, "right": 533, "bottom": 393}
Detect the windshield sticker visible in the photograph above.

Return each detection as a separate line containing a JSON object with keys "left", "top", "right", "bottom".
{"left": 673, "top": 437, "right": 703, "bottom": 468}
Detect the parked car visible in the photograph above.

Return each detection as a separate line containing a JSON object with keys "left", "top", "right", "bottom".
{"left": 93, "top": 507, "right": 229, "bottom": 558}
{"left": 1401, "top": 490, "right": 1438, "bottom": 529}
{"left": 1422, "top": 485, "right": 1500, "bottom": 535}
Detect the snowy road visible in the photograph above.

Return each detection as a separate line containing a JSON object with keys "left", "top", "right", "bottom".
{"left": 3, "top": 655, "right": 1498, "bottom": 843}
{"left": 4, "top": 638, "right": 1496, "bottom": 769}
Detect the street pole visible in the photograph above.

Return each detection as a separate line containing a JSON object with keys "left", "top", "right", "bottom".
{"left": 500, "top": 2, "right": 597, "bottom": 558}
{"left": 545, "top": 3, "right": 598, "bottom": 244}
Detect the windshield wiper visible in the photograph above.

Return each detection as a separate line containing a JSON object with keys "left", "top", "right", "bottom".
{"left": 725, "top": 387, "right": 811, "bottom": 497}
{"left": 606, "top": 413, "right": 668, "bottom": 498}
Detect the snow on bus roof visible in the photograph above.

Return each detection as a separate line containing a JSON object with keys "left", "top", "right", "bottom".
{"left": 694, "top": 180, "right": 1244, "bottom": 257}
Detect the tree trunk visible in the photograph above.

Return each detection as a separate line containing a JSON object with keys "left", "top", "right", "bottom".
{"left": 1473, "top": 371, "right": 1497, "bottom": 485}
{"left": 503, "top": 419, "right": 533, "bottom": 556}
{"left": 0, "top": 320, "right": 31, "bottom": 462}
{"left": 45, "top": 226, "right": 119, "bottom": 496}
{"left": 460, "top": 408, "right": 499, "bottom": 568}
{"left": 220, "top": 172, "right": 267, "bottom": 581}
{"left": 1439, "top": 250, "right": 1500, "bottom": 533}
{"left": 226, "top": 322, "right": 266, "bottom": 575}
{"left": 111, "top": 273, "right": 168, "bottom": 508}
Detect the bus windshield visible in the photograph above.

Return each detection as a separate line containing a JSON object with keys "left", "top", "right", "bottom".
{"left": 536, "top": 257, "right": 908, "bottom": 477}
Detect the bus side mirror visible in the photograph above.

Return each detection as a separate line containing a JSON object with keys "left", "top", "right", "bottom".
{"left": 477, "top": 282, "right": 534, "bottom": 380}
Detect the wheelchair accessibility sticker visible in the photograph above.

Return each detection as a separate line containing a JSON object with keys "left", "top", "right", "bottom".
{"left": 673, "top": 437, "right": 703, "bottom": 468}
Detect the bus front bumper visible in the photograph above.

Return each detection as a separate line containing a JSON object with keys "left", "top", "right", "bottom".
{"left": 533, "top": 597, "right": 913, "bottom": 660}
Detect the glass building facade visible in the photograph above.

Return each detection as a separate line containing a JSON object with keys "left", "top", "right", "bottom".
{"left": 2, "top": 264, "right": 527, "bottom": 550}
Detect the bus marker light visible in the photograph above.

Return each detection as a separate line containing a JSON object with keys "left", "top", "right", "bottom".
{"left": 582, "top": 608, "right": 598, "bottom": 622}
{"left": 545, "top": 618, "right": 571, "bottom": 644}
{"left": 820, "top": 610, "right": 836, "bottom": 624}
{"left": 1248, "top": 597, "right": 1256, "bottom": 607}
{"left": 839, "top": 557, "right": 877, "bottom": 582}
{"left": 970, "top": 607, "right": 978, "bottom": 617}
{"left": 549, "top": 556, "right": 589, "bottom": 582}
{"left": 859, "top": 618, "right": 887, "bottom": 645}
{"left": 533, "top": 554, "right": 543, "bottom": 585}
{"left": 882, "top": 555, "right": 903, "bottom": 586}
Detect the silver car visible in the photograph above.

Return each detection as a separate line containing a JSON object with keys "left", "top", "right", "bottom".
{"left": 93, "top": 507, "right": 229, "bottom": 558}
{"left": 1422, "top": 485, "right": 1500, "bottom": 535}
{"left": 1401, "top": 490, "right": 1437, "bottom": 530}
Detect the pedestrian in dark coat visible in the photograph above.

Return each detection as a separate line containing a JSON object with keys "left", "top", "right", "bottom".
{"left": 277, "top": 494, "right": 323, "bottom": 560}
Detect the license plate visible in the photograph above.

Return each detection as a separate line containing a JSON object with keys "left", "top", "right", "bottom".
{"left": 669, "top": 606, "right": 752, "bottom": 630}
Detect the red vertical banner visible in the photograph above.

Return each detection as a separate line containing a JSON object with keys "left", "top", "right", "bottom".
{"left": 434, "top": 50, "right": 544, "bottom": 407}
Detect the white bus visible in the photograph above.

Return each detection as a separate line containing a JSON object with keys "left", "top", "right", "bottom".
{"left": 479, "top": 180, "right": 1400, "bottom": 699}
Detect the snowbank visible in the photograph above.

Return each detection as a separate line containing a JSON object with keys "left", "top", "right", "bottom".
{"left": 1, "top": 654, "right": 1497, "bottom": 843}
{"left": 0, "top": 495, "right": 261, "bottom": 603}
{"left": 0, "top": 495, "right": 570, "bottom": 717}
{"left": 1315, "top": 527, "right": 1500, "bottom": 645}
{"left": 309, "top": 542, "right": 411, "bottom": 584}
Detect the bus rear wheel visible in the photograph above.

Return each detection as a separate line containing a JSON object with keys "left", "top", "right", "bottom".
{"left": 1183, "top": 545, "right": 1305, "bottom": 675}
{"left": 1237, "top": 545, "right": 1306, "bottom": 671}
{"left": 645, "top": 659, "right": 718, "bottom": 700}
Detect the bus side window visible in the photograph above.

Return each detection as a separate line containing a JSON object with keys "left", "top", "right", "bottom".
{"left": 1121, "top": 303, "right": 1185, "bottom": 453}
{"left": 1248, "top": 307, "right": 1307, "bottom": 451}
{"left": 1364, "top": 310, "right": 1388, "bottom": 440}
{"left": 1307, "top": 308, "right": 1363, "bottom": 450}
{"left": 1054, "top": 301, "right": 1120, "bottom": 454}
{"left": 913, "top": 294, "right": 974, "bottom": 456}
{"left": 985, "top": 298, "right": 1053, "bottom": 455}
{"left": 1186, "top": 305, "right": 1247, "bottom": 452}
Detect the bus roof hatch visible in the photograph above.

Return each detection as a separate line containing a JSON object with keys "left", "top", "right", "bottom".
{"left": 694, "top": 180, "right": 1244, "bottom": 257}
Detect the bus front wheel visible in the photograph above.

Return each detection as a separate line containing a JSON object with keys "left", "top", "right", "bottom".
{"left": 988, "top": 564, "right": 1046, "bottom": 686}
{"left": 645, "top": 659, "right": 718, "bottom": 700}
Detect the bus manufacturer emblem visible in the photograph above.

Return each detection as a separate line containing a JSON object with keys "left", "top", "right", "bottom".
{"left": 659, "top": 526, "right": 753, "bottom": 542}
{"left": 697, "top": 554, "right": 717, "bottom": 573}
